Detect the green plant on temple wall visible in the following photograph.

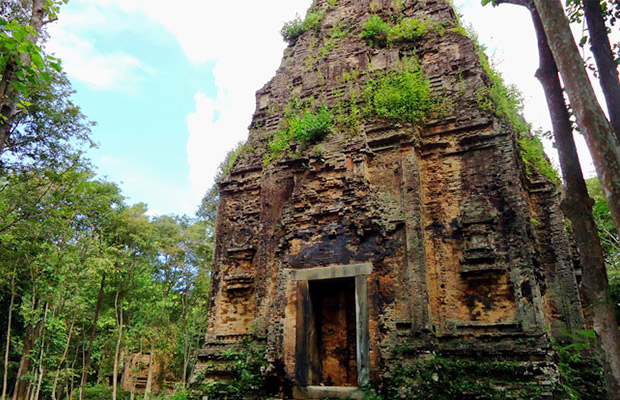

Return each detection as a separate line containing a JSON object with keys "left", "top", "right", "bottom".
{"left": 265, "top": 102, "right": 334, "bottom": 164}
{"left": 363, "top": 58, "right": 435, "bottom": 125}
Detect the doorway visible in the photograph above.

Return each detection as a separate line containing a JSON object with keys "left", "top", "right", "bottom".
{"left": 293, "top": 263, "right": 371, "bottom": 392}
{"left": 309, "top": 278, "right": 357, "bottom": 386}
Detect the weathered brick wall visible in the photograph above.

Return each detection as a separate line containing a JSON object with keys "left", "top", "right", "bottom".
{"left": 196, "top": 0, "right": 587, "bottom": 396}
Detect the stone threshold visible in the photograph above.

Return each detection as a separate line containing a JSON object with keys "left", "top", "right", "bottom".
{"left": 293, "top": 386, "right": 363, "bottom": 400}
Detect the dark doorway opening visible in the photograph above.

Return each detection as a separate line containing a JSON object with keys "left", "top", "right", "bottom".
{"left": 308, "top": 278, "right": 358, "bottom": 387}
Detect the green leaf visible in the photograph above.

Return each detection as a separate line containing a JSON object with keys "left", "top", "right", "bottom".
{"left": 31, "top": 52, "right": 45, "bottom": 69}
{"left": 49, "top": 60, "right": 62, "bottom": 72}
{"left": 11, "top": 81, "right": 27, "bottom": 95}
{"left": 39, "top": 71, "right": 51, "bottom": 83}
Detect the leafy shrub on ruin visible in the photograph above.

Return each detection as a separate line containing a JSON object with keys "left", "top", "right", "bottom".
{"left": 363, "top": 355, "right": 543, "bottom": 400}
{"left": 360, "top": 15, "right": 391, "bottom": 47}
{"left": 519, "top": 131, "right": 560, "bottom": 184}
{"left": 281, "top": 7, "right": 325, "bottom": 43}
{"left": 188, "top": 338, "right": 274, "bottom": 400}
{"left": 361, "top": 15, "right": 435, "bottom": 48}
{"left": 265, "top": 105, "right": 334, "bottom": 164}
{"left": 364, "top": 60, "right": 435, "bottom": 125}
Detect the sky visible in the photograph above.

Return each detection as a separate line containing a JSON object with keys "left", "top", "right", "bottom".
{"left": 45, "top": 0, "right": 606, "bottom": 216}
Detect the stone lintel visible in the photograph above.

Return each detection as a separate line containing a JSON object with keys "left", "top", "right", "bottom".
{"left": 291, "top": 263, "right": 373, "bottom": 281}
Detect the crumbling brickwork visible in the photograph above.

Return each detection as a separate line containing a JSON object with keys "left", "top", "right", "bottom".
{"left": 196, "top": 0, "right": 587, "bottom": 397}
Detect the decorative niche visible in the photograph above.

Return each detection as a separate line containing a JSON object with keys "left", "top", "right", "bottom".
{"left": 458, "top": 196, "right": 505, "bottom": 274}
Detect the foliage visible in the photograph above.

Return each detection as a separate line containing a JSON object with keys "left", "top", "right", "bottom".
{"left": 475, "top": 48, "right": 530, "bottom": 135}
{"left": 586, "top": 178, "right": 620, "bottom": 322}
{"left": 364, "top": 355, "right": 543, "bottom": 399}
{"left": 552, "top": 330, "right": 607, "bottom": 399}
{"left": 360, "top": 14, "right": 434, "bottom": 48}
{"left": 167, "top": 389, "right": 189, "bottom": 400}
{"left": 565, "top": 0, "right": 620, "bottom": 33}
{"left": 0, "top": 159, "right": 212, "bottom": 398}
{"left": 188, "top": 337, "right": 272, "bottom": 400}
{"left": 390, "top": 17, "right": 433, "bottom": 42}
{"left": 265, "top": 104, "right": 333, "bottom": 164}
{"left": 1, "top": 67, "right": 95, "bottom": 170}
{"left": 363, "top": 59, "right": 435, "bottom": 125}
{"left": 0, "top": 17, "right": 63, "bottom": 107}
{"left": 334, "top": 88, "right": 361, "bottom": 135}
{"left": 1, "top": 3, "right": 213, "bottom": 400}
{"left": 280, "top": 16, "right": 306, "bottom": 44}
{"left": 360, "top": 15, "right": 391, "bottom": 47}
{"left": 519, "top": 131, "right": 561, "bottom": 184}
{"left": 281, "top": 6, "right": 325, "bottom": 44}
{"left": 77, "top": 384, "right": 131, "bottom": 400}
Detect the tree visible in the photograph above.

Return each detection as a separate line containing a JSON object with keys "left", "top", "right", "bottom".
{"left": 567, "top": 0, "right": 620, "bottom": 142}
{"left": 484, "top": 0, "right": 620, "bottom": 396}
{"left": 0, "top": 67, "right": 93, "bottom": 171}
{"left": 0, "top": 0, "right": 68, "bottom": 154}
{"left": 587, "top": 178, "right": 620, "bottom": 310}
{"left": 533, "top": 0, "right": 620, "bottom": 239}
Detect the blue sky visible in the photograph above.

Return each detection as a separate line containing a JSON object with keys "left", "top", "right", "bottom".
{"left": 46, "top": 0, "right": 602, "bottom": 216}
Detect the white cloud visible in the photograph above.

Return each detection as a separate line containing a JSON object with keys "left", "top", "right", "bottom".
{"left": 46, "top": 3, "right": 155, "bottom": 92}
{"left": 186, "top": 93, "right": 218, "bottom": 194}
{"left": 171, "top": 0, "right": 313, "bottom": 196}
{"left": 62, "top": 0, "right": 315, "bottom": 197}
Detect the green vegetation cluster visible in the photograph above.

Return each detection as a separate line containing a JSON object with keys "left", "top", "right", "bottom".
{"left": 265, "top": 102, "right": 334, "bottom": 164}
{"left": 360, "top": 14, "right": 438, "bottom": 48}
{"left": 264, "top": 58, "right": 437, "bottom": 164}
{"left": 0, "top": 166, "right": 213, "bottom": 400}
{"left": 188, "top": 337, "right": 276, "bottom": 400}
{"left": 280, "top": 1, "right": 341, "bottom": 44}
{"left": 363, "top": 59, "right": 435, "bottom": 125}
{"left": 0, "top": 3, "right": 214, "bottom": 400}
{"left": 586, "top": 178, "right": 620, "bottom": 322}
{"left": 0, "top": 4, "right": 64, "bottom": 115}
{"left": 519, "top": 132, "right": 561, "bottom": 184}
{"left": 552, "top": 330, "right": 607, "bottom": 400}
{"left": 362, "top": 355, "right": 542, "bottom": 400}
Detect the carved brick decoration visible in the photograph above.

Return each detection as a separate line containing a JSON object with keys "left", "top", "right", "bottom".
{"left": 195, "top": 0, "right": 587, "bottom": 397}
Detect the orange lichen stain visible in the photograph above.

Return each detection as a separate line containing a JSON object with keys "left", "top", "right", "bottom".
{"left": 377, "top": 271, "right": 396, "bottom": 300}
{"left": 346, "top": 156, "right": 354, "bottom": 176}
{"left": 290, "top": 239, "right": 302, "bottom": 255}
{"left": 457, "top": 273, "right": 516, "bottom": 323}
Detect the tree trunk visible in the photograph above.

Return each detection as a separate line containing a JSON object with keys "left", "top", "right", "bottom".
{"left": 51, "top": 317, "right": 75, "bottom": 400}
{"left": 496, "top": 0, "right": 620, "bottom": 396}
{"left": 32, "top": 304, "right": 48, "bottom": 400}
{"left": 0, "top": 0, "right": 47, "bottom": 154}
{"left": 1, "top": 277, "right": 15, "bottom": 400}
{"left": 582, "top": 0, "right": 620, "bottom": 142}
{"left": 182, "top": 332, "right": 189, "bottom": 385}
{"left": 112, "top": 290, "right": 123, "bottom": 400}
{"left": 144, "top": 341, "right": 155, "bottom": 400}
{"left": 79, "top": 274, "right": 105, "bottom": 400}
{"left": 13, "top": 298, "right": 42, "bottom": 400}
{"left": 67, "top": 341, "right": 80, "bottom": 400}
{"left": 533, "top": 0, "right": 620, "bottom": 237}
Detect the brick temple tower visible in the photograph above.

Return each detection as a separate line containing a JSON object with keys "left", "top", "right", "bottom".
{"left": 196, "top": 0, "right": 587, "bottom": 397}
